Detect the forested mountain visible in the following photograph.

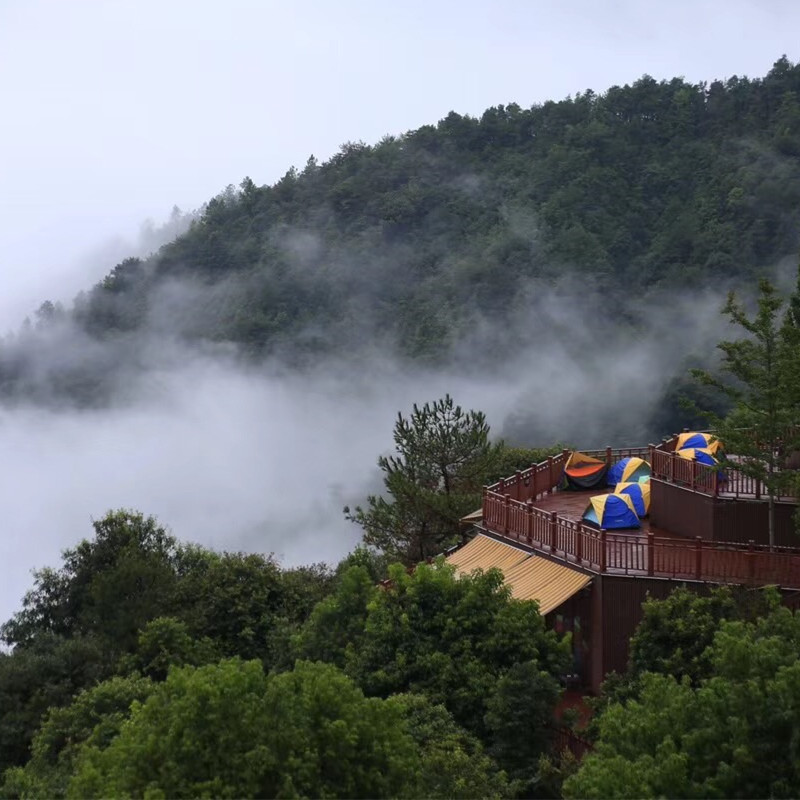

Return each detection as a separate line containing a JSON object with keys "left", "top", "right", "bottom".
{"left": 3, "top": 57, "right": 800, "bottom": 410}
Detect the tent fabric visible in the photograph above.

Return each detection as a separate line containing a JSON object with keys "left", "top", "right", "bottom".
{"left": 563, "top": 451, "right": 608, "bottom": 490}
{"left": 445, "top": 534, "right": 592, "bottom": 614}
{"left": 677, "top": 447, "right": 717, "bottom": 467}
{"left": 614, "top": 481, "right": 651, "bottom": 517}
{"left": 445, "top": 533, "right": 529, "bottom": 574}
{"left": 675, "top": 431, "right": 723, "bottom": 455}
{"left": 607, "top": 457, "right": 650, "bottom": 486}
{"left": 582, "top": 493, "right": 640, "bottom": 530}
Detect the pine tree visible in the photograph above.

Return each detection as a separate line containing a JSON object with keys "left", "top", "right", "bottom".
{"left": 345, "top": 395, "right": 501, "bottom": 563}
{"left": 692, "top": 278, "right": 800, "bottom": 547}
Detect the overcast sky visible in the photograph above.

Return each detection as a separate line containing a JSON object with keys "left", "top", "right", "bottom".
{"left": 1, "top": 0, "right": 799, "bottom": 325}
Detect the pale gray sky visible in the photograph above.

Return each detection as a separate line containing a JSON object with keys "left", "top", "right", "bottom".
{"left": 1, "top": 0, "right": 798, "bottom": 324}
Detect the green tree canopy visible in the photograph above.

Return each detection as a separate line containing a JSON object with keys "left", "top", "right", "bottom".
{"left": 349, "top": 561, "right": 569, "bottom": 743}
{"left": 565, "top": 603, "right": 800, "bottom": 799}
{"left": 2, "top": 510, "right": 180, "bottom": 650}
{"left": 69, "top": 660, "right": 424, "bottom": 799}
{"left": 1, "top": 674, "right": 153, "bottom": 799}
{"left": 346, "top": 395, "right": 502, "bottom": 562}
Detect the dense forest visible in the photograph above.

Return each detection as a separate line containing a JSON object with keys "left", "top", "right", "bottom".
{"left": 2, "top": 57, "right": 800, "bottom": 436}
{"left": 2, "top": 513, "right": 799, "bottom": 798}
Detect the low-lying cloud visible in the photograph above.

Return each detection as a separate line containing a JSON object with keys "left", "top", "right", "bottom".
{"left": 2, "top": 217, "right": 796, "bottom": 628}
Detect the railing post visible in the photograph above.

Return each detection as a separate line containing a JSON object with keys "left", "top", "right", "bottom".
{"left": 550, "top": 511, "right": 558, "bottom": 555}
{"left": 525, "top": 500, "right": 533, "bottom": 544}
{"left": 695, "top": 537, "right": 703, "bottom": 581}
{"left": 482, "top": 485, "right": 488, "bottom": 524}
{"left": 755, "top": 476, "right": 761, "bottom": 500}
{"left": 748, "top": 540, "right": 756, "bottom": 584}
{"left": 503, "top": 494, "right": 510, "bottom": 535}
{"left": 668, "top": 452, "right": 675, "bottom": 483}
{"left": 547, "top": 457, "right": 554, "bottom": 494}
{"left": 599, "top": 529, "right": 607, "bottom": 572}
{"left": 648, "top": 444, "right": 656, "bottom": 467}
{"left": 605, "top": 446, "right": 612, "bottom": 470}
{"left": 575, "top": 521, "right": 583, "bottom": 563}
{"left": 647, "top": 532, "right": 655, "bottom": 576}
{"left": 515, "top": 470, "right": 523, "bottom": 501}
{"left": 691, "top": 460, "right": 697, "bottom": 490}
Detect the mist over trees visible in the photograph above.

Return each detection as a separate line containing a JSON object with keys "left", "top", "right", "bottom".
{"left": 3, "top": 56, "right": 800, "bottom": 798}
{"left": 1, "top": 57, "right": 799, "bottom": 437}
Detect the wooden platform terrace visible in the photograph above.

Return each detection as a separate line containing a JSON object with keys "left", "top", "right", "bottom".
{"left": 481, "top": 444, "right": 800, "bottom": 589}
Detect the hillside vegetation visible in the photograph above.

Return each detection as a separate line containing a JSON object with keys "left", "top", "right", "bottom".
{"left": 2, "top": 57, "right": 800, "bottom": 409}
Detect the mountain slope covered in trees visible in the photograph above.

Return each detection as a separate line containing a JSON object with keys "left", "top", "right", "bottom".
{"left": 3, "top": 56, "right": 800, "bottom": 410}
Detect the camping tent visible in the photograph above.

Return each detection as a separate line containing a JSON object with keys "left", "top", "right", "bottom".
{"left": 607, "top": 456, "right": 651, "bottom": 486}
{"left": 676, "top": 447, "right": 717, "bottom": 467}
{"left": 675, "top": 431, "right": 723, "bottom": 455}
{"left": 582, "top": 493, "right": 640, "bottom": 530}
{"left": 614, "top": 481, "right": 651, "bottom": 517}
{"left": 562, "top": 451, "right": 608, "bottom": 490}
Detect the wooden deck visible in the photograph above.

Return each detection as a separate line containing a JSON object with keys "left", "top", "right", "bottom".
{"left": 531, "top": 486, "right": 671, "bottom": 538}
{"left": 481, "top": 446, "right": 800, "bottom": 589}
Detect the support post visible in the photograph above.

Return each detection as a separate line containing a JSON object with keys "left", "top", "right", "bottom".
{"left": 525, "top": 500, "right": 533, "bottom": 544}
{"left": 695, "top": 536, "right": 703, "bottom": 581}
{"left": 599, "top": 529, "right": 607, "bottom": 572}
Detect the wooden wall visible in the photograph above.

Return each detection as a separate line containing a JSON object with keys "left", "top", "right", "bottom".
{"left": 650, "top": 479, "right": 715, "bottom": 540}
{"left": 712, "top": 498, "right": 798, "bottom": 546}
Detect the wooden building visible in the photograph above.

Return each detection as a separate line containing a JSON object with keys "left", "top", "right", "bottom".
{"left": 453, "top": 438, "right": 800, "bottom": 694}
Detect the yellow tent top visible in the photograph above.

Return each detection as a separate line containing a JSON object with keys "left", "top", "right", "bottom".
{"left": 675, "top": 431, "right": 723, "bottom": 454}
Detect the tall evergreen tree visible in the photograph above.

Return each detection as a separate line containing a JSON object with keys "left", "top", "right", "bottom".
{"left": 691, "top": 278, "right": 800, "bottom": 547}
{"left": 345, "top": 395, "right": 501, "bottom": 562}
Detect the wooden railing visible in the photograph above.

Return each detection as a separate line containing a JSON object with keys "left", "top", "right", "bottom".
{"left": 483, "top": 430, "right": 800, "bottom": 588}
{"left": 483, "top": 486, "right": 800, "bottom": 587}
{"left": 492, "top": 450, "right": 570, "bottom": 504}
{"left": 651, "top": 448, "right": 799, "bottom": 500}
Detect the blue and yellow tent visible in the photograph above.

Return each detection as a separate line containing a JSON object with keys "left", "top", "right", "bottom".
{"left": 614, "top": 481, "right": 651, "bottom": 517}
{"left": 677, "top": 447, "right": 717, "bottom": 467}
{"left": 582, "top": 493, "right": 640, "bottom": 530}
{"left": 607, "top": 457, "right": 650, "bottom": 486}
{"left": 675, "top": 432, "right": 723, "bottom": 455}
{"left": 562, "top": 451, "right": 608, "bottom": 490}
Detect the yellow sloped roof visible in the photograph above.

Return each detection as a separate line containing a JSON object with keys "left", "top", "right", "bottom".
{"left": 446, "top": 534, "right": 530, "bottom": 574}
{"left": 445, "top": 534, "right": 592, "bottom": 614}
{"left": 502, "top": 555, "right": 592, "bottom": 614}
